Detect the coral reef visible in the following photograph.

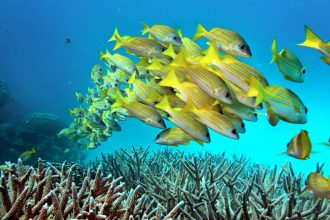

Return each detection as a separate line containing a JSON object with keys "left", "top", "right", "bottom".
{"left": 1, "top": 147, "right": 328, "bottom": 219}
{"left": 0, "top": 112, "right": 86, "bottom": 163}
{"left": 0, "top": 81, "right": 9, "bottom": 108}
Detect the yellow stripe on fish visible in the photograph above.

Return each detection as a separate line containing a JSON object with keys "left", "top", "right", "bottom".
{"left": 193, "top": 24, "right": 252, "bottom": 57}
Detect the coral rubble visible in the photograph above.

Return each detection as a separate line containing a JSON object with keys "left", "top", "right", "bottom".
{"left": 0, "top": 147, "right": 329, "bottom": 220}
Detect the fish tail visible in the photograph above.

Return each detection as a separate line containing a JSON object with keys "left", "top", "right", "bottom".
{"left": 247, "top": 77, "right": 265, "bottom": 106}
{"left": 158, "top": 70, "right": 180, "bottom": 87}
{"left": 142, "top": 22, "right": 149, "bottom": 35}
{"left": 193, "top": 23, "right": 207, "bottom": 40}
{"left": 155, "top": 96, "right": 171, "bottom": 111}
{"left": 109, "top": 28, "right": 121, "bottom": 42}
{"left": 270, "top": 37, "right": 279, "bottom": 63}
{"left": 297, "top": 25, "right": 322, "bottom": 49}
{"left": 113, "top": 34, "right": 124, "bottom": 51}
{"left": 111, "top": 91, "right": 125, "bottom": 110}
{"left": 128, "top": 70, "right": 137, "bottom": 85}
{"left": 100, "top": 49, "right": 111, "bottom": 61}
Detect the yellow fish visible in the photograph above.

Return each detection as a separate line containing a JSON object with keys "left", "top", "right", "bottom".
{"left": 100, "top": 49, "right": 137, "bottom": 74}
{"left": 69, "top": 108, "right": 85, "bottom": 117}
{"left": 298, "top": 25, "right": 330, "bottom": 65}
{"left": 184, "top": 99, "right": 239, "bottom": 139}
{"left": 271, "top": 38, "right": 305, "bottom": 83}
{"left": 75, "top": 92, "right": 84, "bottom": 104}
{"left": 110, "top": 29, "right": 171, "bottom": 60}
{"left": 155, "top": 96, "right": 210, "bottom": 143}
{"left": 193, "top": 24, "right": 252, "bottom": 57}
{"left": 20, "top": 147, "right": 37, "bottom": 161}
{"left": 142, "top": 23, "right": 182, "bottom": 46}
{"left": 306, "top": 172, "right": 330, "bottom": 199}
{"left": 200, "top": 43, "right": 268, "bottom": 93}
{"left": 111, "top": 91, "right": 166, "bottom": 129}
{"left": 284, "top": 130, "right": 312, "bottom": 160}
{"left": 90, "top": 65, "right": 104, "bottom": 85}
{"left": 154, "top": 127, "right": 203, "bottom": 146}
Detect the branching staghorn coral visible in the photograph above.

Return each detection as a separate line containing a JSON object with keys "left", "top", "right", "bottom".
{"left": 92, "top": 147, "right": 330, "bottom": 220}
{"left": 1, "top": 147, "right": 329, "bottom": 219}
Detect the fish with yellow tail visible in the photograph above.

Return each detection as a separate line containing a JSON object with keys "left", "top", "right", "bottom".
{"left": 248, "top": 82, "right": 308, "bottom": 126}
{"left": 111, "top": 90, "right": 166, "bottom": 129}
{"left": 142, "top": 23, "right": 182, "bottom": 46}
{"left": 306, "top": 172, "right": 330, "bottom": 199}
{"left": 154, "top": 127, "right": 204, "bottom": 146}
{"left": 193, "top": 24, "right": 252, "bottom": 57}
{"left": 298, "top": 25, "right": 330, "bottom": 65}
{"left": 200, "top": 42, "right": 268, "bottom": 94}
{"left": 271, "top": 38, "right": 306, "bottom": 83}
{"left": 155, "top": 96, "right": 210, "bottom": 143}
{"left": 280, "top": 130, "right": 312, "bottom": 160}
{"left": 100, "top": 49, "right": 137, "bottom": 75}
{"left": 109, "top": 28, "right": 171, "bottom": 60}
{"left": 20, "top": 146, "right": 37, "bottom": 161}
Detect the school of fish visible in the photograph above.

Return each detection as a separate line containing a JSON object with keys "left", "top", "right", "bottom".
{"left": 59, "top": 23, "right": 329, "bottom": 198}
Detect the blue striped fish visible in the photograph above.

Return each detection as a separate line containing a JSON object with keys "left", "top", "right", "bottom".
{"left": 154, "top": 127, "right": 203, "bottom": 146}
{"left": 271, "top": 38, "right": 305, "bottom": 83}
{"left": 142, "top": 23, "right": 182, "bottom": 46}
{"left": 193, "top": 24, "right": 252, "bottom": 57}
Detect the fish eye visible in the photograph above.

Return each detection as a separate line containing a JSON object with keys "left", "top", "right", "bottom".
{"left": 166, "top": 113, "right": 171, "bottom": 118}
{"left": 239, "top": 45, "right": 247, "bottom": 51}
{"left": 173, "top": 36, "right": 178, "bottom": 40}
{"left": 99, "top": 68, "right": 102, "bottom": 72}
{"left": 232, "top": 129, "right": 237, "bottom": 135}
{"left": 156, "top": 134, "right": 160, "bottom": 139}
{"left": 241, "top": 122, "right": 245, "bottom": 128}
{"left": 206, "top": 132, "right": 210, "bottom": 138}
{"left": 157, "top": 119, "right": 163, "bottom": 123}
{"left": 154, "top": 101, "right": 159, "bottom": 105}
{"left": 304, "top": 107, "right": 308, "bottom": 113}
{"left": 254, "top": 113, "right": 257, "bottom": 117}
{"left": 160, "top": 47, "right": 166, "bottom": 52}
{"left": 302, "top": 69, "right": 306, "bottom": 74}
{"left": 114, "top": 83, "right": 118, "bottom": 87}
{"left": 146, "top": 70, "right": 150, "bottom": 74}
{"left": 225, "top": 92, "right": 231, "bottom": 98}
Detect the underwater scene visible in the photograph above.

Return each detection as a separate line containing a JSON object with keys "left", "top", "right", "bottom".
{"left": 1, "top": 0, "right": 330, "bottom": 219}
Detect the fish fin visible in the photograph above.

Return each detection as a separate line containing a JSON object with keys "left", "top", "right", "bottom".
{"left": 270, "top": 38, "right": 279, "bottom": 63}
{"left": 128, "top": 70, "right": 136, "bottom": 85}
{"left": 147, "top": 58, "right": 163, "bottom": 71}
{"left": 170, "top": 51, "right": 188, "bottom": 67}
{"left": 177, "top": 28, "right": 183, "bottom": 38}
{"left": 193, "top": 23, "right": 207, "bottom": 40}
{"left": 247, "top": 77, "right": 265, "bottom": 106}
{"left": 109, "top": 28, "right": 121, "bottom": 42}
{"left": 124, "top": 88, "right": 136, "bottom": 102}
{"left": 32, "top": 147, "right": 37, "bottom": 153}
{"left": 155, "top": 96, "right": 171, "bottom": 111}
{"left": 182, "top": 97, "right": 196, "bottom": 112}
{"left": 195, "top": 140, "right": 204, "bottom": 147}
{"left": 265, "top": 103, "right": 279, "bottom": 126}
{"left": 141, "top": 22, "right": 149, "bottom": 35}
{"left": 111, "top": 91, "right": 126, "bottom": 110}
{"left": 100, "top": 49, "right": 111, "bottom": 61}
{"left": 199, "top": 41, "right": 221, "bottom": 64}
{"left": 163, "top": 43, "right": 177, "bottom": 59}
{"left": 158, "top": 70, "right": 180, "bottom": 87}
{"left": 275, "top": 152, "right": 287, "bottom": 156}
{"left": 113, "top": 34, "right": 124, "bottom": 51}
{"left": 321, "top": 56, "right": 330, "bottom": 65}
{"left": 297, "top": 25, "right": 322, "bottom": 49}
{"left": 318, "top": 142, "right": 330, "bottom": 147}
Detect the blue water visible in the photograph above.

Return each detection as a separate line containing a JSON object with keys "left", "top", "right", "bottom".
{"left": 1, "top": 0, "right": 329, "bottom": 174}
